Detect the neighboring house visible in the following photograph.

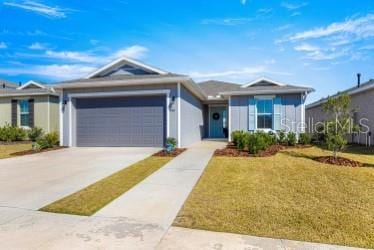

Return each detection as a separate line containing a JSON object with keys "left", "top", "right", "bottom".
{"left": 306, "top": 77, "right": 374, "bottom": 145}
{"left": 0, "top": 80, "right": 59, "bottom": 133}
{"left": 53, "top": 57, "right": 313, "bottom": 148}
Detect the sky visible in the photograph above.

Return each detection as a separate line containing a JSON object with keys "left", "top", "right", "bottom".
{"left": 0, "top": 0, "right": 373, "bottom": 103}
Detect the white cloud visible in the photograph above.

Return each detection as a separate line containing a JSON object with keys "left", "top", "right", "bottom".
{"left": 28, "top": 42, "right": 46, "bottom": 50}
{"left": 294, "top": 43, "right": 319, "bottom": 52}
{"left": 189, "top": 66, "right": 266, "bottom": 79}
{"left": 281, "top": 1, "right": 308, "bottom": 10}
{"left": 3, "top": 1, "right": 69, "bottom": 19}
{"left": 0, "top": 64, "right": 96, "bottom": 80}
{"left": 241, "top": 0, "right": 247, "bottom": 5}
{"left": 202, "top": 17, "right": 253, "bottom": 26}
{"left": 289, "top": 14, "right": 374, "bottom": 41}
{"left": 45, "top": 50, "right": 97, "bottom": 63}
{"left": 109, "top": 45, "right": 148, "bottom": 60}
{"left": 0, "top": 42, "right": 7, "bottom": 49}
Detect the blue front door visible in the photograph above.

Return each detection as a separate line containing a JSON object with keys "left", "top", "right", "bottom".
{"left": 210, "top": 106, "right": 228, "bottom": 138}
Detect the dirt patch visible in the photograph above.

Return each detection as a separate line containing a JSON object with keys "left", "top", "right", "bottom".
{"left": 153, "top": 148, "right": 186, "bottom": 157}
{"left": 10, "top": 146, "right": 67, "bottom": 156}
{"left": 214, "top": 144, "right": 287, "bottom": 157}
{"left": 315, "top": 156, "right": 362, "bottom": 167}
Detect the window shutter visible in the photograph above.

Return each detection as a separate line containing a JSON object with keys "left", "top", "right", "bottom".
{"left": 273, "top": 96, "right": 281, "bottom": 131}
{"left": 11, "top": 100, "right": 17, "bottom": 126}
{"left": 248, "top": 97, "right": 256, "bottom": 131}
{"left": 29, "top": 99, "right": 34, "bottom": 128}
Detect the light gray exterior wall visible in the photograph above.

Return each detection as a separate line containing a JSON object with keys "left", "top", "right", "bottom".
{"left": 180, "top": 85, "right": 204, "bottom": 146}
{"left": 230, "top": 94, "right": 303, "bottom": 134}
{"left": 61, "top": 83, "right": 178, "bottom": 147}
{"left": 306, "top": 88, "right": 374, "bottom": 145}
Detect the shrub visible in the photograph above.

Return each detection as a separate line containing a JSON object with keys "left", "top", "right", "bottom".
{"left": 165, "top": 137, "right": 177, "bottom": 152}
{"left": 0, "top": 124, "right": 27, "bottom": 142}
{"left": 277, "top": 130, "right": 287, "bottom": 145}
{"left": 267, "top": 131, "right": 277, "bottom": 146}
{"left": 28, "top": 127, "right": 44, "bottom": 142}
{"left": 245, "top": 132, "right": 270, "bottom": 154}
{"left": 35, "top": 132, "right": 59, "bottom": 150}
{"left": 231, "top": 130, "right": 246, "bottom": 150}
{"left": 287, "top": 132, "right": 297, "bottom": 146}
{"left": 299, "top": 133, "right": 312, "bottom": 145}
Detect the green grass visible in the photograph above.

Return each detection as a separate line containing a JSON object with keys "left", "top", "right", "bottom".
{"left": 174, "top": 146, "right": 374, "bottom": 249}
{"left": 40, "top": 156, "right": 172, "bottom": 216}
{"left": 0, "top": 143, "right": 32, "bottom": 159}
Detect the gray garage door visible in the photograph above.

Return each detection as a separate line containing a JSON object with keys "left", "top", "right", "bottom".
{"left": 76, "top": 96, "right": 166, "bottom": 147}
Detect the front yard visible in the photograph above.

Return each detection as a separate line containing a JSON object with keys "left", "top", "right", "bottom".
{"left": 0, "top": 143, "right": 33, "bottom": 159}
{"left": 174, "top": 146, "right": 374, "bottom": 249}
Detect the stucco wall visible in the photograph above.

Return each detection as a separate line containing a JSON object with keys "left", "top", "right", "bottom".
{"left": 306, "top": 88, "right": 374, "bottom": 145}
{"left": 230, "top": 94, "right": 303, "bottom": 134}
{"left": 61, "top": 84, "right": 179, "bottom": 147}
{"left": 180, "top": 85, "right": 204, "bottom": 147}
{"left": 0, "top": 95, "right": 58, "bottom": 133}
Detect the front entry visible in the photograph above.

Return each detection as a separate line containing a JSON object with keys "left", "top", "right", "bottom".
{"left": 209, "top": 106, "right": 228, "bottom": 138}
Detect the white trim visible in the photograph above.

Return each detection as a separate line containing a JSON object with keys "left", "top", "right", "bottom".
{"left": 18, "top": 80, "right": 46, "bottom": 90}
{"left": 84, "top": 56, "right": 168, "bottom": 79}
{"left": 47, "top": 95, "right": 50, "bottom": 133}
{"left": 228, "top": 96, "right": 232, "bottom": 141}
{"left": 67, "top": 89, "right": 171, "bottom": 147}
{"left": 301, "top": 93, "right": 306, "bottom": 133}
{"left": 59, "top": 91, "right": 63, "bottom": 146}
{"left": 241, "top": 77, "right": 286, "bottom": 88}
{"left": 177, "top": 82, "right": 181, "bottom": 148}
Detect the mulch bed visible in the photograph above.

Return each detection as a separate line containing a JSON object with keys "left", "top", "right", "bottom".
{"left": 153, "top": 148, "right": 187, "bottom": 157}
{"left": 10, "top": 146, "right": 67, "bottom": 156}
{"left": 315, "top": 156, "right": 362, "bottom": 167}
{"left": 214, "top": 144, "right": 287, "bottom": 157}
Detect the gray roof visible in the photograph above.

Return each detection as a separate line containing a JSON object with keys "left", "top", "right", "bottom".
{"left": 0, "top": 87, "right": 57, "bottom": 97}
{"left": 55, "top": 73, "right": 185, "bottom": 85}
{"left": 198, "top": 80, "right": 314, "bottom": 97}
{"left": 307, "top": 79, "right": 374, "bottom": 109}
{"left": 198, "top": 80, "right": 242, "bottom": 96}
{"left": 0, "top": 79, "right": 18, "bottom": 89}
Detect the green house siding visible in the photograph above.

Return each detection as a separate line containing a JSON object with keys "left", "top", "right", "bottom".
{"left": 0, "top": 95, "right": 59, "bottom": 133}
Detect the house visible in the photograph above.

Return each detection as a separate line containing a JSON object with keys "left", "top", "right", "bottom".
{"left": 0, "top": 80, "right": 59, "bottom": 133}
{"left": 306, "top": 75, "right": 374, "bottom": 145}
{"left": 53, "top": 57, "right": 314, "bottom": 148}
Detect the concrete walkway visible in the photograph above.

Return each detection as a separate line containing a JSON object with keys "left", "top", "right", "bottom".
{"left": 157, "top": 227, "right": 365, "bottom": 250}
{"left": 95, "top": 140, "right": 226, "bottom": 226}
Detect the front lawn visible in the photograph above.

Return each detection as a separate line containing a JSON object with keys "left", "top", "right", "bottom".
{"left": 0, "top": 143, "right": 33, "bottom": 159}
{"left": 174, "top": 146, "right": 374, "bottom": 249}
{"left": 40, "top": 156, "right": 172, "bottom": 216}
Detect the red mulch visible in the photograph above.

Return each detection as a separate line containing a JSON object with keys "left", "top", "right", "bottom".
{"left": 315, "top": 156, "right": 362, "bottom": 167}
{"left": 10, "top": 146, "right": 67, "bottom": 156}
{"left": 214, "top": 144, "right": 286, "bottom": 157}
{"left": 153, "top": 148, "right": 186, "bottom": 157}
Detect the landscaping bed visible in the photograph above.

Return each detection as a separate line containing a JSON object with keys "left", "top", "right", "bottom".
{"left": 153, "top": 148, "right": 186, "bottom": 157}
{"left": 315, "top": 156, "right": 362, "bottom": 167}
{"left": 10, "top": 146, "right": 67, "bottom": 156}
{"left": 214, "top": 144, "right": 286, "bottom": 157}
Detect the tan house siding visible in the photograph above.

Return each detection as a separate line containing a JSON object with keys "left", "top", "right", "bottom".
{"left": 306, "top": 88, "right": 374, "bottom": 145}
{"left": 0, "top": 95, "right": 59, "bottom": 133}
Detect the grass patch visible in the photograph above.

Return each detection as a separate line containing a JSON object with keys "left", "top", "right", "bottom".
{"left": 40, "top": 156, "right": 172, "bottom": 216}
{"left": 174, "top": 146, "right": 374, "bottom": 249}
{"left": 0, "top": 143, "right": 32, "bottom": 159}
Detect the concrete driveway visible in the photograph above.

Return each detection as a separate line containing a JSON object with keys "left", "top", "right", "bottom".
{"left": 0, "top": 147, "right": 159, "bottom": 210}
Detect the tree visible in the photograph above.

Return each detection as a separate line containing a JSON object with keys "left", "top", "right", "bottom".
{"left": 322, "top": 93, "right": 355, "bottom": 159}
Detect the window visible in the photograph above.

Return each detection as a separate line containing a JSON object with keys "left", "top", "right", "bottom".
{"left": 256, "top": 99, "right": 273, "bottom": 129}
{"left": 19, "top": 100, "right": 30, "bottom": 127}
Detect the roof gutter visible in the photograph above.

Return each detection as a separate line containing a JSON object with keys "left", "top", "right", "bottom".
{"left": 219, "top": 88, "right": 314, "bottom": 97}
{"left": 0, "top": 92, "right": 59, "bottom": 97}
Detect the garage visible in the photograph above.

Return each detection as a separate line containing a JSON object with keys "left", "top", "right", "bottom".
{"left": 75, "top": 95, "right": 166, "bottom": 147}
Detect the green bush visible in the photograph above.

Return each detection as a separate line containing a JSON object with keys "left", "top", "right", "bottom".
{"left": 299, "top": 133, "right": 312, "bottom": 145}
{"left": 245, "top": 132, "right": 270, "bottom": 154}
{"left": 231, "top": 130, "right": 246, "bottom": 150}
{"left": 0, "top": 124, "right": 27, "bottom": 142}
{"left": 267, "top": 131, "right": 277, "bottom": 146}
{"left": 277, "top": 130, "right": 287, "bottom": 144}
{"left": 287, "top": 132, "right": 297, "bottom": 146}
{"left": 165, "top": 137, "right": 177, "bottom": 147}
{"left": 28, "top": 127, "right": 44, "bottom": 142}
{"left": 36, "top": 132, "right": 59, "bottom": 150}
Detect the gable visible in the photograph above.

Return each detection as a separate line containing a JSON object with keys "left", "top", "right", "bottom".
{"left": 18, "top": 81, "right": 45, "bottom": 90}
{"left": 85, "top": 57, "right": 168, "bottom": 79}
{"left": 241, "top": 77, "right": 286, "bottom": 88}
